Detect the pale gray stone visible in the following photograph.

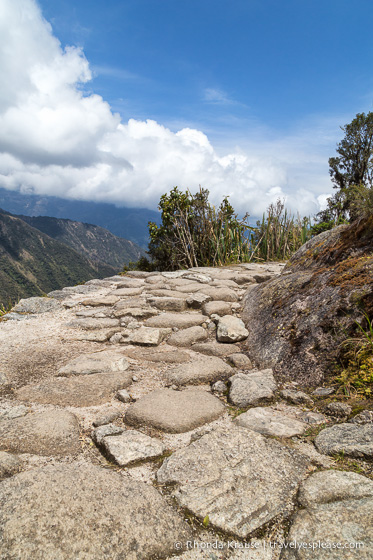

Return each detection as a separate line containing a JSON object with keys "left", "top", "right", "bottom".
{"left": 109, "top": 287, "right": 144, "bottom": 296}
{"left": 115, "top": 278, "right": 145, "bottom": 288}
{"left": 164, "top": 354, "right": 233, "bottom": 386}
{"left": 227, "top": 353, "right": 253, "bottom": 369}
{"left": 186, "top": 293, "right": 212, "bottom": 308}
{"left": 282, "top": 498, "right": 373, "bottom": 559}
{"left": 0, "top": 371, "right": 9, "bottom": 386}
{"left": 298, "top": 470, "right": 373, "bottom": 508}
{"left": 181, "top": 272, "right": 212, "bottom": 283}
{"left": 211, "top": 380, "right": 227, "bottom": 393}
{"left": 146, "top": 296, "right": 187, "bottom": 312}
{"left": 67, "top": 318, "right": 120, "bottom": 329}
{"left": 12, "top": 297, "right": 60, "bottom": 314}
{"left": 0, "top": 451, "right": 23, "bottom": 480}
{"left": 125, "top": 388, "right": 225, "bottom": 433}
{"left": 75, "top": 307, "right": 113, "bottom": 318}
{"left": 191, "top": 341, "right": 239, "bottom": 357}
{"left": 114, "top": 306, "right": 158, "bottom": 318}
{"left": 325, "top": 401, "right": 352, "bottom": 417}
{"left": 123, "top": 347, "right": 191, "bottom": 363}
{"left": 16, "top": 371, "right": 132, "bottom": 407}
{"left": 92, "top": 409, "right": 121, "bottom": 427}
{"left": 235, "top": 406, "right": 308, "bottom": 437}
{"left": 198, "top": 287, "right": 239, "bottom": 302}
{"left": 157, "top": 425, "right": 310, "bottom": 537}
{"left": 0, "top": 462, "right": 191, "bottom": 560}
{"left": 145, "top": 312, "right": 207, "bottom": 329}
{"left": 168, "top": 325, "right": 208, "bottom": 347}
{"left": 312, "top": 386, "right": 335, "bottom": 396}
{"left": 280, "top": 389, "right": 314, "bottom": 406}
{"left": 121, "top": 326, "right": 165, "bottom": 346}
{"left": 81, "top": 296, "right": 120, "bottom": 306}
{"left": 217, "top": 315, "right": 249, "bottom": 342}
{"left": 58, "top": 350, "right": 129, "bottom": 376}
{"left": 0, "top": 410, "right": 80, "bottom": 456}
{"left": 229, "top": 369, "right": 277, "bottom": 407}
{"left": 116, "top": 389, "right": 131, "bottom": 403}
{"left": 101, "top": 430, "right": 165, "bottom": 466}
{"left": 92, "top": 423, "right": 124, "bottom": 445}
{"left": 315, "top": 423, "right": 373, "bottom": 458}
{"left": 145, "top": 288, "right": 189, "bottom": 299}
{"left": 292, "top": 442, "right": 334, "bottom": 468}
{"left": 73, "top": 328, "right": 121, "bottom": 342}
{"left": 0, "top": 405, "right": 30, "bottom": 420}
{"left": 202, "top": 300, "right": 233, "bottom": 316}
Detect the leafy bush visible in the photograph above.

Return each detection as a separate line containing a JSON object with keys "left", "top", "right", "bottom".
{"left": 146, "top": 187, "right": 254, "bottom": 270}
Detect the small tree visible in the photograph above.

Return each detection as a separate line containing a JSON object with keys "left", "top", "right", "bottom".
{"left": 315, "top": 112, "right": 373, "bottom": 231}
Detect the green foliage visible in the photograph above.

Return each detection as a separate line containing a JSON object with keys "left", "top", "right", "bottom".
{"left": 336, "top": 311, "right": 373, "bottom": 397}
{"left": 147, "top": 187, "right": 254, "bottom": 270}
{"left": 315, "top": 112, "right": 373, "bottom": 229}
{"left": 251, "top": 199, "right": 312, "bottom": 261}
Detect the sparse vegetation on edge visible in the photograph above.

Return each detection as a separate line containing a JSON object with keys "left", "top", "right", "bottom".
{"left": 335, "top": 310, "right": 373, "bottom": 397}
{"left": 125, "top": 188, "right": 312, "bottom": 272}
{"left": 251, "top": 199, "right": 312, "bottom": 261}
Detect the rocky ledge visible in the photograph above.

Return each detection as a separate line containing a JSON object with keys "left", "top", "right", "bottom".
{"left": 0, "top": 260, "right": 372, "bottom": 559}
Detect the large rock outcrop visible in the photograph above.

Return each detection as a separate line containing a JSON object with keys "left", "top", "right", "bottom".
{"left": 242, "top": 220, "right": 373, "bottom": 386}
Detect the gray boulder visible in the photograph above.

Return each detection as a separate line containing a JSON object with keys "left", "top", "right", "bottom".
{"left": 241, "top": 223, "right": 373, "bottom": 386}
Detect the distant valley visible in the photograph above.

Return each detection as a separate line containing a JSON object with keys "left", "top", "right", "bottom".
{"left": 0, "top": 209, "right": 145, "bottom": 306}
{"left": 0, "top": 188, "right": 159, "bottom": 248}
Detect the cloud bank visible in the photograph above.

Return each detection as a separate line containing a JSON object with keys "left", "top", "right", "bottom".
{"left": 0, "top": 0, "right": 335, "bottom": 217}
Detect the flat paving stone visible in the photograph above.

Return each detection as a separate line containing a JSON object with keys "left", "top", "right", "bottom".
{"left": 100, "top": 429, "right": 165, "bottom": 466}
{"left": 157, "top": 425, "right": 310, "bottom": 537}
{"left": 121, "top": 326, "right": 167, "bottom": 346}
{"left": 12, "top": 297, "right": 61, "bottom": 314}
{"left": 123, "top": 347, "right": 191, "bottom": 363}
{"left": 298, "top": 470, "right": 373, "bottom": 509}
{"left": 109, "top": 287, "right": 144, "bottom": 297}
{"left": 73, "top": 328, "right": 121, "bottom": 342}
{"left": 202, "top": 301, "right": 233, "bottom": 316}
{"left": 0, "top": 410, "right": 80, "bottom": 456}
{"left": 164, "top": 354, "right": 233, "bottom": 386}
{"left": 81, "top": 296, "right": 120, "bottom": 306}
{"left": 229, "top": 369, "right": 277, "bottom": 407}
{"left": 315, "top": 423, "right": 373, "bottom": 459}
{"left": 198, "top": 287, "right": 239, "bottom": 302}
{"left": 67, "top": 318, "right": 120, "bottom": 330}
{"left": 282, "top": 497, "right": 373, "bottom": 559}
{"left": 144, "top": 312, "right": 207, "bottom": 329}
{"left": 125, "top": 388, "right": 225, "bottom": 433}
{"left": 0, "top": 462, "right": 191, "bottom": 560}
{"left": 191, "top": 341, "right": 239, "bottom": 357}
{"left": 168, "top": 325, "right": 208, "bottom": 347}
{"left": 113, "top": 307, "right": 158, "bottom": 318}
{"left": 16, "top": 372, "right": 132, "bottom": 407}
{"left": 146, "top": 296, "right": 187, "bottom": 312}
{"left": 235, "top": 406, "right": 309, "bottom": 437}
{"left": 58, "top": 350, "right": 129, "bottom": 376}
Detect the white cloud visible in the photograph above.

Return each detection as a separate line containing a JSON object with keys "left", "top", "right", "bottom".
{"left": 0, "top": 0, "right": 337, "bottom": 218}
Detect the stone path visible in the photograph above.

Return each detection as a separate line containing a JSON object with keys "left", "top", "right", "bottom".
{"left": 0, "top": 261, "right": 372, "bottom": 559}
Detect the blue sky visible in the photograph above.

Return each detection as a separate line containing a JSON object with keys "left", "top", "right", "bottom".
{"left": 1, "top": 0, "right": 373, "bottom": 217}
